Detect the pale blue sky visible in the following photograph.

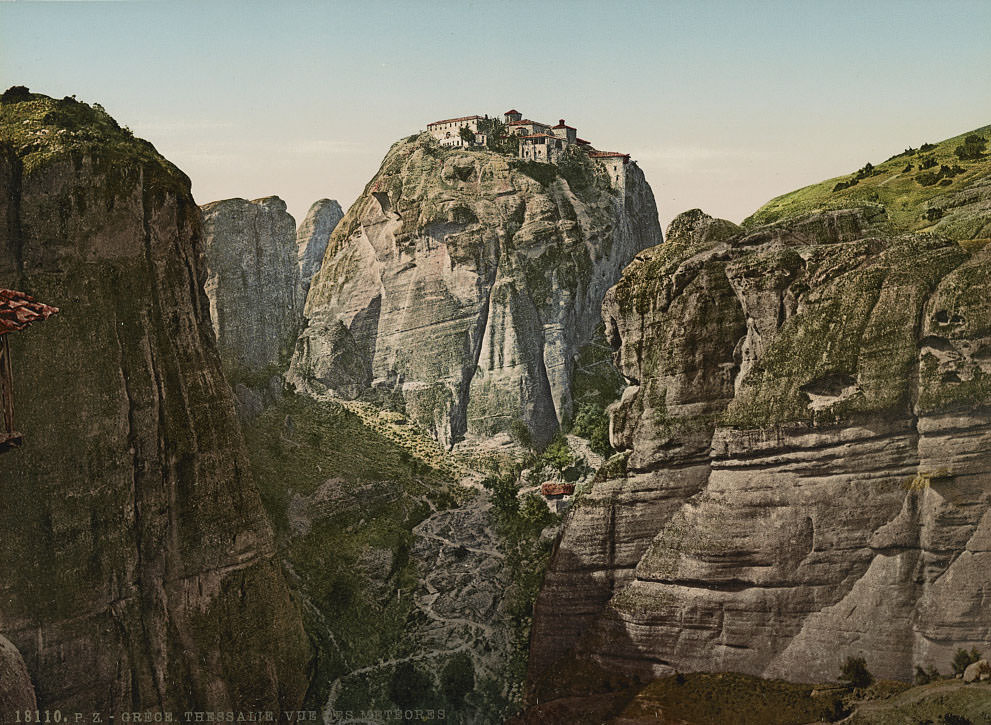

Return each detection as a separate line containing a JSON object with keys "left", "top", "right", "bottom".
{"left": 2, "top": 0, "right": 990, "bottom": 229}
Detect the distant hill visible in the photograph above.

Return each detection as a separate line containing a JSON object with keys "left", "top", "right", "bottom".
{"left": 745, "top": 123, "right": 991, "bottom": 240}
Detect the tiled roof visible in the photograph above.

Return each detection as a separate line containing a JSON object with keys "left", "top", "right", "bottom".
{"left": 427, "top": 115, "right": 483, "bottom": 126}
{"left": 504, "top": 109, "right": 520, "bottom": 115}
{"left": 553, "top": 121, "right": 576, "bottom": 129}
{"left": 508, "top": 119, "right": 548, "bottom": 127}
{"left": 576, "top": 138, "right": 591, "bottom": 145}
{"left": 0, "top": 289, "right": 58, "bottom": 335}
{"left": 541, "top": 482, "right": 575, "bottom": 496}
{"left": 521, "top": 134, "right": 556, "bottom": 140}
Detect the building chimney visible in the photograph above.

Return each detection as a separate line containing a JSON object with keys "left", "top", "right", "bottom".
{"left": 559, "top": 119, "right": 565, "bottom": 125}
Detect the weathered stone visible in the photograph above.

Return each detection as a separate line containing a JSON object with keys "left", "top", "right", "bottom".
{"left": 200, "top": 196, "right": 300, "bottom": 374}
{"left": 0, "top": 95, "right": 309, "bottom": 712}
{"left": 530, "top": 204, "right": 991, "bottom": 688}
{"left": 297, "top": 198, "right": 343, "bottom": 310}
{"left": 289, "top": 136, "right": 661, "bottom": 448}
{"left": 0, "top": 634, "right": 36, "bottom": 712}
{"left": 963, "top": 659, "right": 991, "bottom": 682}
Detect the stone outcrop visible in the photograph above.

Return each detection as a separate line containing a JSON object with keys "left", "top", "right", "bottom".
{"left": 289, "top": 135, "right": 661, "bottom": 447}
{"left": 200, "top": 196, "right": 300, "bottom": 374}
{"left": 0, "top": 635, "right": 36, "bottom": 713}
{"left": 0, "top": 93, "right": 309, "bottom": 712}
{"left": 530, "top": 204, "right": 991, "bottom": 687}
{"left": 297, "top": 198, "right": 344, "bottom": 310}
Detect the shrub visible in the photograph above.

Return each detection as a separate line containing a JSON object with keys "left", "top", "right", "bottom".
{"left": 508, "top": 419, "right": 533, "bottom": 449}
{"left": 0, "top": 85, "right": 31, "bottom": 104}
{"left": 440, "top": 652, "right": 475, "bottom": 705}
{"left": 839, "top": 655, "right": 874, "bottom": 688}
{"left": 920, "top": 142, "right": 937, "bottom": 152}
{"left": 915, "top": 664, "right": 941, "bottom": 684}
{"left": 954, "top": 134, "right": 987, "bottom": 161}
{"left": 389, "top": 662, "right": 435, "bottom": 708}
{"left": 919, "top": 155, "right": 938, "bottom": 169}
{"left": 539, "top": 433, "right": 574, "bottom": 471}
{"left": 951, "top": 647, "right": 981, "bottom": 676}
{"left": 483, "top": 473, "right": 520, "bottom": 519}
{"left": 942, "top": 716, "right": 973, "bottom": 725}
{"left": 571, "top": 402, "right": 613, "bottom": 457}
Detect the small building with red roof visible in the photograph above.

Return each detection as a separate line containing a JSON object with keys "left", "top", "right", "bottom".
{"left": 0, "top": 289, "right": 58, "bottom": 451}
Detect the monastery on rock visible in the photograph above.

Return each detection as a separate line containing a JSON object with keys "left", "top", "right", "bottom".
{"left": 426, "top": 109, "right": 634, "bottom": 187}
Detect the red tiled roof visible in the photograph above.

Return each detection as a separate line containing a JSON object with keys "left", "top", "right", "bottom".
{"left": 0, "top": 289, "right": 58, "bottom": 335}
{"left": 508, "top": 119, "right": 548, "bottom": 127}
{"left": 576, "top": 138, "right": 591, "bottom": 145}
{"left": 427, "top": 115, "right": 483, "bottom": 127}
{"left": 590, "top": 151, "right": 630, "bottom": 159}
{"left": 553, "top": 121, "right": 576, "bottom": 129}
{"left": 504, "top": 109, "right": 520, "bottom": 115}
{"left": 541, "top": 482, "right": 575, "bottom": 497}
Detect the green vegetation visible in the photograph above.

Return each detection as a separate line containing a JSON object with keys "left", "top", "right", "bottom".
{"left": 955, "top": 134, "right": 987, "bottom": 161}
{"left": 482, "top": 469, "right": 560, "bottom": 708}
{"left": 458, "top": 126, "right": 475, "bottom": 144}
{"left": 477, "top": 117, "right": 520, "bottom": 155}
{"left": 952, "top": 648, "right": 983, "bottom": 677}
{"left": 841, "top": 656, "right": 875, "bottom": 689}
{"left": 242, "top": 393, "right": 456, "bottom": 711}
{"left": 0, "top": 87, "right": 184, "bottom": 189}
{"left": 745, "top": 123, "right": 991, "bottom": 237}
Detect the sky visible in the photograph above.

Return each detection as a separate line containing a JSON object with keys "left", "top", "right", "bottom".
{"left": 2, "top": 0, "right": 990, "bottom": 231}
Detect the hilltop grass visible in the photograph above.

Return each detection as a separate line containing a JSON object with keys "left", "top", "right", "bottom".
{"left": 745, "top": 124, "right": 991, "bottom": 237}
{"left": 0, "top": 87, "right": 184, "bottom": 184}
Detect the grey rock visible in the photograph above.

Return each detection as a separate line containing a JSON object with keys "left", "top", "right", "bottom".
{"left": 529, "top": 205, "right": 991, "bottom": 687}
{"left": 297, "top": 198, "right": 344, "bottom": 310}
{"left": 200, "top": 196, "right": 300, "bottom": 373}
{"left": 290, "top": 135, "right": 662, "bottom": 448}
{"left": 963, "top": 659, "right": 991, "bottom": 682}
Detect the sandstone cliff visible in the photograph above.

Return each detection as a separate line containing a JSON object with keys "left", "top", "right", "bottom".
{"left": 0, "top": 92, "right": 309, "bottom": 712}
{"left": 531, "top": 158, "right": 991, "bottom": 687}
{"left": 297, "top": 198, "right": 344, "bottom": 310}
{"left": 289, "top": 136, "right": 661, "bottom": 447}
{"left": 200, "top": 195, "right": 300, "bottom": 375}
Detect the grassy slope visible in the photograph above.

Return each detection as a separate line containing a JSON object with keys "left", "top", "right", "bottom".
{"left": 745, "top": 124, "right": 991, "bottom": 236}
{"left": 242, "top": 394, "right": 460, "bottom": 711}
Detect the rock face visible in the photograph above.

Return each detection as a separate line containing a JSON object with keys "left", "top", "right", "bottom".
{"left": 200, "top": 196, "right": 300, "bottom": 374}
{"left": 0, "top": 93, "right": 309, "bottom": 712}
{"left": 289, "top": 136, "right": 661, "bottom": 447}
{"left": 530, "top": 204, "right": 991, "bottom": 687}
{"left": 0, "top": 635, "right": 37, "bottom": 712}
{"left": 297, "top": 198, "right": 344, "bottom": 309}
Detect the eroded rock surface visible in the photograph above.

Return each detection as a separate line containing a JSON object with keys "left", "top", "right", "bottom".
{"left": 200, "top": 196, "right": 300, "bottom": 374}
{"left": 0, "top": 94, "right": 309, "bottom": 712}
{"left": 297, "top": 198, "right": 344, "bottom": 309}
{"left": 530, "top": 206, "right": 991, "bottom": 687}
{"left": 289, "top": 136, "right": 661, "bottom": 447}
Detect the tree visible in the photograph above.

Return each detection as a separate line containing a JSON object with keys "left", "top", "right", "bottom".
{"left": 0, "top": 85, "right": 31, "bottom": 104}
{"left": 441, "top": 652, "right": 475, "bottom": 705}
{"left": 389, "top": 661, "right": 434, "bottom": 708}
{"left": 951, "top": 647, "right": 981, "bottom": 676}
{"left": 459, "top": 126, "right": 475, "bottom": 144}
{"left": 839, "top": 655, "right": 873, "bottom": 688}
